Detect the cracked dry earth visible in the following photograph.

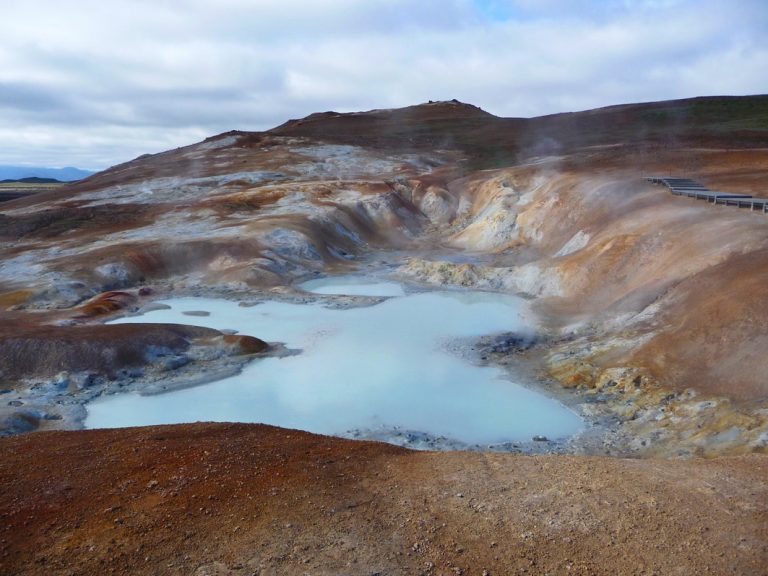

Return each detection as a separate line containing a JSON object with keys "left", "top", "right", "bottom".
{"left": 1, "top": 424, "right": 766, "bottom": 576}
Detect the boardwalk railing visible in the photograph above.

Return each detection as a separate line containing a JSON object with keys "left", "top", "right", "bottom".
{"left": 645, "top": 177, "right": 768, "bottom": 213}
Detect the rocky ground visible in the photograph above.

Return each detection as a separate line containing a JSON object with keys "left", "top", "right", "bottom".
{"left": 1, "top": 96, "right": 768, "bottom": 573}
{"left": 1, "top": 423, "right": 766, "bottom": 576}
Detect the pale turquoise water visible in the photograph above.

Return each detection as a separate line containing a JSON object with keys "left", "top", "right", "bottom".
{"left": 299, "top": 275, "right": 405, "bottom": 297}
{"left": 85, "top": 278, "right": 582, "bottom": 445}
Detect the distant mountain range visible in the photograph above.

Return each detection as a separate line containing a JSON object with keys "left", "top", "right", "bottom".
{"left": 0, "top": 165, "right": 95, "bottom": 182}
{"left": 0, "top": 177, "right": 64, "bottom": 184}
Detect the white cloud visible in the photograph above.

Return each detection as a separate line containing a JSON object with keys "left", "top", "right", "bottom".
{"left": 0, "top": 0, "right": 765, "bottom": 169}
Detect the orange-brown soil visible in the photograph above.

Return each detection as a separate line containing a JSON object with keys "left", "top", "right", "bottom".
{"left": 1, "top": 423, "right": 766, "bottom": 575}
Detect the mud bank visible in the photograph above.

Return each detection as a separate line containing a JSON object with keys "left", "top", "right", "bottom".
{"left": 400, "top": 257, "right": 768, "bottom": 457}
{"left": 0, "top": 317, "right": 278, "bottom": 436}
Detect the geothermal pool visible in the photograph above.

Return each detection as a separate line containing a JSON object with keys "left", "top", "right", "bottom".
{"left": 85, "top": 277, "right": 582, "bottom": 447}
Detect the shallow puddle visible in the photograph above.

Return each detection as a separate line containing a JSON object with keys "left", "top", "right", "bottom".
{"left": 85, "top": 278, "right": 582, "bottom": 446}
{"left": 298, "top": 275, "right": 406, "bottom": 297}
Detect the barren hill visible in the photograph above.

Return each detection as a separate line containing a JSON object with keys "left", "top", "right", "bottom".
{"left": 1, "top": 96, "right": 767, "bottom": 574}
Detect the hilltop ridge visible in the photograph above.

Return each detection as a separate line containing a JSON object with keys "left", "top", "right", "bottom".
{"left": 31, "top": 94, "right": 763, "bottom": 200}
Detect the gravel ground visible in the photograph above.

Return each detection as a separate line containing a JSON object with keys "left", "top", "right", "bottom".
{"left": 1, "top": 422, "right": 766, "bottom": 575}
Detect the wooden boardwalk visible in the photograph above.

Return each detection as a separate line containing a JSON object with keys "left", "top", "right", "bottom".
{"left": 645, "top": 177, "right": 768, "bottom": 213}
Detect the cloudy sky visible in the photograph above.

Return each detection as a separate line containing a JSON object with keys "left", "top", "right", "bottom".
{"left": 1, "top": 0, "right": 766, "bottom": 170}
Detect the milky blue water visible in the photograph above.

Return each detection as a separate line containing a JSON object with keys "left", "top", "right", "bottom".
{"left": 299, "top": 275, "right": 405, "bottom": 297}
{"left": 85, "top": 278, "right": 582, "bottom": 445}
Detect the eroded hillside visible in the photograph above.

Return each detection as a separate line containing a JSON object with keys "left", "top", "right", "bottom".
{"left": 1, "top": 96, "right": 767, "bottom": 574}
{"left": 1, "top": 97, "right": 767, "bottom": 455}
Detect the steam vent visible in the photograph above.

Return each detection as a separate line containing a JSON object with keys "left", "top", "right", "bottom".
{"left": 2, "top": 96, "right": 768, "bottom": 574}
